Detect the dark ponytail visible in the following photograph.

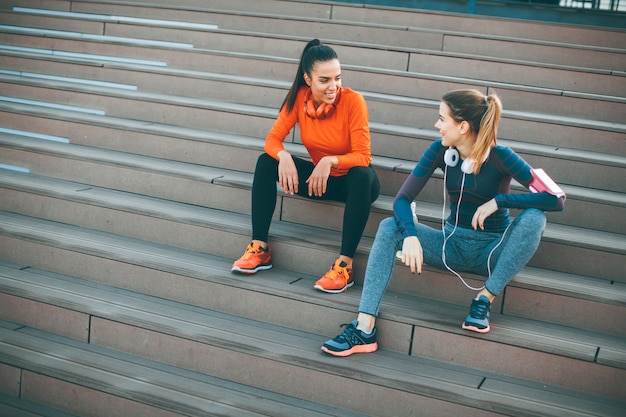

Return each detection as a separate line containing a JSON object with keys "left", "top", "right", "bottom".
{"left": 281, "top": 39, "right": 338, "bottom": 113}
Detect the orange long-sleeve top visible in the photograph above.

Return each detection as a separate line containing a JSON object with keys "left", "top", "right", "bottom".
{"left": 264, "top": 86, "right": 372, "bottom": 177}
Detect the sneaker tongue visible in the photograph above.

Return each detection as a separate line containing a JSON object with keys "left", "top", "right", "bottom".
{"left": 338, "top": 260, "right": 347, "bottom": 268}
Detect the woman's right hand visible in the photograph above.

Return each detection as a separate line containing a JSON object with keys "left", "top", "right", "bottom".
{"left": 277, "top": 150, "right": 298, "bottom": 195}
{"left": 401, "top": 236, "right": 423, "bottom": 274}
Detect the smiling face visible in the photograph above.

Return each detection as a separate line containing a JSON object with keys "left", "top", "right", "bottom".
{"left": 304, "top": 59, "right": 342, "bottom": 105}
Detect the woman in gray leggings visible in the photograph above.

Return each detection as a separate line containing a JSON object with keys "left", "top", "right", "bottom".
{"left": 322, "top": 89, "right": 566, "bottom": 357}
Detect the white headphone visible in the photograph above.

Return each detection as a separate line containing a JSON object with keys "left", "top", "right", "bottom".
{"left": 441, "top": 145, "right": 509, "bottom": 292}
{"left": 444, "top": 147, "right": 480, "bottom": 174}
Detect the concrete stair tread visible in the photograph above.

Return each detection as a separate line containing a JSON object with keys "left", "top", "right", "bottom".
{"left": 0, "top": 324, "right": 369, "bottom": 417}
{"left": 1, "top": 266, "right": 625, "bottom": 417}
{"left": 0, "top": 391, "right": 80, "bottom": 417}
{"left": 0, "top": 213, "right": 624, "bottom": 368}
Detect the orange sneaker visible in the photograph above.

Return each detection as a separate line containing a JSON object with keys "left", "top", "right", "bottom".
{"left": 313, "top": 259, "right": 354, "bottom": 293}
{"left": 231, "top": 242, "right": 272, "bottom": 274}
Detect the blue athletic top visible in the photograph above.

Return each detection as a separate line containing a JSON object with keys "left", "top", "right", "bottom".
{"left": 394, "top": 139, "right": 566, "bottom": 236}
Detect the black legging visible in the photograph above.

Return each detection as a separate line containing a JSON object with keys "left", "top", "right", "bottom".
{"left": 251, "top": 153, "right": 380, "bottom": 258}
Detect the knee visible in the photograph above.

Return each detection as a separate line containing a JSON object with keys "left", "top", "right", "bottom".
{"left": 347, "top": 166, "right": 380, "bottom": 200}
{"left": 255, "top": 153, "right": 278, "bottom": 173}
{"left": 256, "top": 152, "right": 274, "bottom": 166}
{"left": 377, "top": 217, "right": 399, "bottom": 237}
{"left": 517, "top": 208, "right": 546, "bottom": 234}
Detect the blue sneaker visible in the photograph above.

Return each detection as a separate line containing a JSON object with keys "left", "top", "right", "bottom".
{"left": 321, "top": 320, "right": 378, "bottom": 357}
{"left": 462, "top": 295, "right": 491, "bottom": 333}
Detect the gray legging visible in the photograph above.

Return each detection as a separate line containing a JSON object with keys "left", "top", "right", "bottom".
{"left": 358, "top": 208, "right": 546, "bottom": 316}
{"left": 251, "top": 153, "right": 380, "bottom": 258}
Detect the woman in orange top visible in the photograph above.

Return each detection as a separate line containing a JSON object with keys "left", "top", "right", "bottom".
{"left": 232, "top": 39, "right": 380, "bottom": 293}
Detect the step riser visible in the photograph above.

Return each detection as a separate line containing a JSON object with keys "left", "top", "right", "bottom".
{"left": 18, "top": 371, "right": 189, "bottom": 417}
{"left": 0, "top": 292, "right": 90, "bottom": 341}
{"left": 0, "top": 363, "right": 20, "bottom": 396}
{"left": 409, "top": 325, "right": 626, "bottom": 400}
{"left": 503, "top": 286, "right": 626, "bottom": 339}
{"left": 408, "top": 52, "right": 626, "bottom": 97}
{"left": 0, "top": 12, "right": 106, "bottom": 35}
{"left": 438, "top": 35, "right": 626, "bottom": 74}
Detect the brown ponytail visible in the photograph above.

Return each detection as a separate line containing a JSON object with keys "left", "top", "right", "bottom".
{"left": 442, "top": 89, "right": 502, "bottom": 174}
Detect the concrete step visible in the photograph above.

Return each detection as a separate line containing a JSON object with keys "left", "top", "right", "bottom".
{"left": 1, "top": 103, "right": 624, "bottom": 236}
{"left": 0, "top": 19, "right": 626, "bottom": 122}
{"left": 8, "top": 0, "right": 626, "bottom": 72}
{"left": 1, "top": 49, "right": 624, "bottom": 134}
{"left": 0, "top": 170, "right": 623, "bottom": 334}
{"left": 9, "top": 0, "right": 626, "bottom": 48}
{"left": 0, "top": 75, "right": 624, "bottom": 193}
{"left": 1, "top": 8, "right": 624, "bottom": 101}
{"left": 64, "top": 0, "right": 625, "bottom": 49}
{"left": 0, "top": 390, "right": 80, "bottom": 417}
{"left": 0, "top": 321, "right": 369, "bottom": 417}
{"left": 327, "top": 1, "right": 626, "bottom": 46}
{"left": 0, "top": 133, "right": 623, "bottom": 281}
{"left": 0, "top": 261, "right": 625, "bottom": 411}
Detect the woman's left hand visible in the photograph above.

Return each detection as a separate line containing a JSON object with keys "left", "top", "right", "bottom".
{"left": 472, "top": 199, "right": 498, "bottom": 230}
{"left": 306, "top": 156, "right": 335, "bottom": 197}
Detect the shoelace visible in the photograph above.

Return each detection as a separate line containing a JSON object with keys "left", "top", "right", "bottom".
{"left": 336, "top": 323, "right": 360, "bottom": 344}
{"left": 242, "top": 245, "right": 264, "bottom": 259}
{"left": 327, "top": 263, "right": 349, "bottom": 282}
{"left": 470, "top": 299, "right": 490, "bottom": 319}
